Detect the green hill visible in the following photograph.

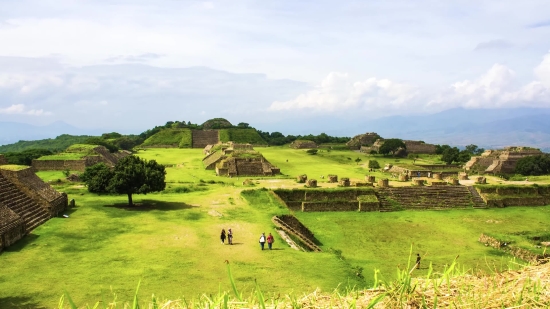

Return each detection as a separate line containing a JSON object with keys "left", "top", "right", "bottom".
{"left": 0, "top": 134, "right": 96, "bottom": 153}
{"left": 218, "top": 128, "right": 267, "bottom": 145}
{"left": 141, "top": 128, "right": 192, "bottom": 147}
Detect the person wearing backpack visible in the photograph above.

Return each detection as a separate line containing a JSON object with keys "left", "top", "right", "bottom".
{"left": 267, "top": 233, "right": 274, "bottom": 250}
{"left": 259, "top": 233, "right": 266, "bottom": 250}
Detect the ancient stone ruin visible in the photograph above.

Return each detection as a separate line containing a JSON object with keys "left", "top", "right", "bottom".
{"left": 338, "top": 178, "right": 350, "bottom": 187}
{"left": 32, "top": 146, "right": 131, "bottom": 172}
{"left": 403, "top": 140, "right": 437, "bottom": 154}
{"left": 289, "top": 140, "right": 317, "bottom": 149}
{"left": 192, "top": 130, "right": 220, "bottom": 148}
{"left": 346, "top": 132, "right": 380, "bottom": 150}
{"left": 0, "top": 167, "right": 68, "bottom": 252}
{"left": 306, "top": 179, "right": 317, "bottom": 188}
{"left": 296, "top": 174, "right": 308, "bottom": 183}
{"left": 465, "top": 146, "right": 543, "bottom": 174}
{"left": 201, "top": 142, "right": 280, "bottom": 177}
{"left": 327, "top": 175, "right": 338, "bottom": 183}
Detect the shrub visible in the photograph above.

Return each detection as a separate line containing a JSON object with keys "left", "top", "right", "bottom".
{"left": 368, "top": 160, "right": 380, "bottom": 169}
{"left": 306, "top": 149, "right": 318, "bottom": 155}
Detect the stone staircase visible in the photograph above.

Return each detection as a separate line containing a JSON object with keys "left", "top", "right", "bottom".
{"left": 192, "top": 130, "right": 219, "bottom": 148}
{"left": 373, "top": 193, "right": 395, "bottom": 212}
{"left": 202, "top": 151, "right": 224, "bottom": 169}
{"left": 468, "top": 186, "right": 487, "bottom": 208}
{"left": 272, "top": 216, "right": 322, "bottom": 252}
{"left": 485, "top": 159, "right": 501, "bottom": 173}
{"left": 0, "top": 174, "right": 50, "bottom": 233}
{"left": 376, "top": 186, "right": 474, "bottom": 210}
{"left": 93, "top": 146, "right": 119, "bottom": 166}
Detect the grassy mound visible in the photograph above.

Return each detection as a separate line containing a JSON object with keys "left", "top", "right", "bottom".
{"left": 37, "top": 144, "right": 99, "bottom": 160}
{"left": 218, "top": 128, "right": 267, "bottom": 145}
{"left": 142, "top": 128, "right": 192, "bottom": 147}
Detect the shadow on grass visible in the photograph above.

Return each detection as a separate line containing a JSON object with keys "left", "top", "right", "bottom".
{"left": 2, "top": 234, "right": 40, "bottom": 253}
{"left": 0, "top": 296, "right": 46, "bottom": 309}
{"left": 103, "top": 200, "right": 199, "bottom": 212}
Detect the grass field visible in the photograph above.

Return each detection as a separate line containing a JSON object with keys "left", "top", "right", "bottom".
{"left": 1, "top": 147, "right": 549, "bottom": 308}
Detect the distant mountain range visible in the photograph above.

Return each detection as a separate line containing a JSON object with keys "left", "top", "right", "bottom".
{"left": 1, "top": 107, "right": 549, "bottom": 152}
{"left": 0, "top": 121, "right": 103, "bottom": 146}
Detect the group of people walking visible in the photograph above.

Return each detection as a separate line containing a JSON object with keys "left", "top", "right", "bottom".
{"left": 219, "top": 229, "right": 274, "bottom": 250}
{"left": 220, "top": 228, "right": 233, "bottom": 245}
{"left": 259, "top": 232, "right": 274, "bottom": 250}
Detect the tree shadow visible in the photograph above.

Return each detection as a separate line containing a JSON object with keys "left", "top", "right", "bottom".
{"left": 103, "top": 200, "right": 199, "bottom": 212}
{"left": 0, "top": 296, "right": 46, "bottom": 309}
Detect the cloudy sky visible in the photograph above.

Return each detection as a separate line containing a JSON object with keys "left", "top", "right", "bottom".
{"left": 1, "top": 0, "right": 550, "bottom": 134}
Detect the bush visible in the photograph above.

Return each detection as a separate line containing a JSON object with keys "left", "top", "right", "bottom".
{"left": 368, "top": 160, "right": 380, "bottom": 169}
{"left": 306, "top": 149, "right": 318, "bottom": 155}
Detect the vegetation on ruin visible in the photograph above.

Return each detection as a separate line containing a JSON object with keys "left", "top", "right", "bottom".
{"left": 0, "top": 164, "right": 30, "bottom": 171}
{"left": 141, "top": 128, "right": 192, "bottom": 148}
{"left": 218, "top": 128, "right": 268, "bottom": 145}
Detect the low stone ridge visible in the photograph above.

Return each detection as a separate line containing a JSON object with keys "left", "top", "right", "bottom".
{"left": 476, "top": 185, "right": 550, "bottom": 207}
{"left": 0, "top": 167, "right": 67, "bottom": 252}
{"left": 289, "top": 140, "right": 317, "bottom": 149}
{"left": 205, "top": 143, "right": 280, "bottom": 177}
{"left": 273, "top": 188, "right": 379, "bottom": 212}
{"left": 346, "top": 132, "right": 380, "bottom": 150}
{"left": 465, "top": 146, "right": 543, "bottom": 174}
{"left": 32, "top": 145, "right": 130, "bottom": 172}
{"left": 479, "top": 234, "right": 549, "bottom": 264}
{"left": 375, "top": 186, "right": 482, "bottom": 211}
{"left": 403, "top": 140, "right": 437, "bottom": 154}
{"left": 272, "top": 215, "right": 321, "bottom": 252}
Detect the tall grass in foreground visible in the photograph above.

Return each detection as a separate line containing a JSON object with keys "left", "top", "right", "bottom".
{"left": 59, "top": 254, "right": 549, "bottom": 309}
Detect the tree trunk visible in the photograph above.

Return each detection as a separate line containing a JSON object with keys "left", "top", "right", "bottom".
{"left": 128, "top": 193, "right": 133, "bottom": 206}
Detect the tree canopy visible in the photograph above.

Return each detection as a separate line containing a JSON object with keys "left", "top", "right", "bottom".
{"left": 81, "top": 156, "right": 166, "bottom": 206}
{"left": 378, "top": 139, "right": 405, "bottom": 156}
{"left": 515, "top": 154, "right": 550, "bottom": 176}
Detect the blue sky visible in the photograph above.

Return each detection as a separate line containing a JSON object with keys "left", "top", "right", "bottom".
{"left": 0, "top": 0, "right": 549, "bottom": 133}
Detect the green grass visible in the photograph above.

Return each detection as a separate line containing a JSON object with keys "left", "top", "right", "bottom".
{"left": 2, "top": 147, "right": 550, "bottom": 308}
{"left": 36, "top": 153, "right": 91, "bottom": 160}
{"left": 141, "top": 128, "right": 192, "bottom": 147}
{"left": 65, "top": 144, "right": 98, "bottom": 153}
{"left": 0, "top": 164, "right": 30, "bottom": 171}
{"left": 218, "top": 129, "right": 267, "bottom": 145}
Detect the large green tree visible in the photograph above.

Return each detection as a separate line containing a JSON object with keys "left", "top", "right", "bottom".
{"left": 441, "top": 147, "right": 460, "bottom": 164}
{"left": 378, "top": 139, "right": 406, "bottom": 156}
{"left": 81, "top": 156, "right": 166, "bottom": 206}
{"left": 515, "top": 155, "right": 550, "bottom": 176}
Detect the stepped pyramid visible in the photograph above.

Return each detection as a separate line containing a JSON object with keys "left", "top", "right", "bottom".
{"left": 0, "top": 166, "right": 68, "bottom": 252}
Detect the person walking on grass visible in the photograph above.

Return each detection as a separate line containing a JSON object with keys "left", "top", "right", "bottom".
{"left": 227, "top": 228, "right": 233, "bottom": 245}
{"left": 220, "top": 229, "right": 226, "bottom": 244}
{"left": 259, "top": 233, "right": 266, "bottom": 250}
{"left": 267, "top": 233, "right": 274, "bottom": 250}
{"left": 416, "top": 253, "right": 421, "bottom": 269}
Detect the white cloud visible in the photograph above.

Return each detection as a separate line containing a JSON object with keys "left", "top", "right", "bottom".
{"left": 0, "top": 104, "right": 52, "bottom": 116}
{"left": 269, "top": 73, "right": 419, "bottom": 113}
{"left": 272, "top": 52, "right": 550, "bottom": 115}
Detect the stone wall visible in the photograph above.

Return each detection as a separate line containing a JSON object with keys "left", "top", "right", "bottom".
{"left": 403, "top": 141, "right": 437, "bottom": 154}
{"left": 302, "top": 201, "right": 359, "bottom": 212}
{"left": 0, "top": 203, "right": 25, "bottom": 252}
{"left": 290, "top": 140, "right": 317, "bottom": 149}
{"left": 32, "top": 159, "right": 88, "bottom": 171}
{"left": 377, "top": 186, "right": 475, "bottom": 210}
{"left": 192, "top": 130, "right": 220, "bottom": 148}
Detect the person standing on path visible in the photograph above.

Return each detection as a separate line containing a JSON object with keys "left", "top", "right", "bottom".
{"left": 220, "top": 229, "right": 226, "bottom": 244}
{"left": 259, "top": 233, "right": 266, "bottom": 250}
{"left": 267, "top": 233, "right": 274, "bottom": 250}
{"left": 416, "top": 253, "right": 421, "bottom": 269}
{"left": 227, "top": 228, "right": 233, "bottom": 245}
